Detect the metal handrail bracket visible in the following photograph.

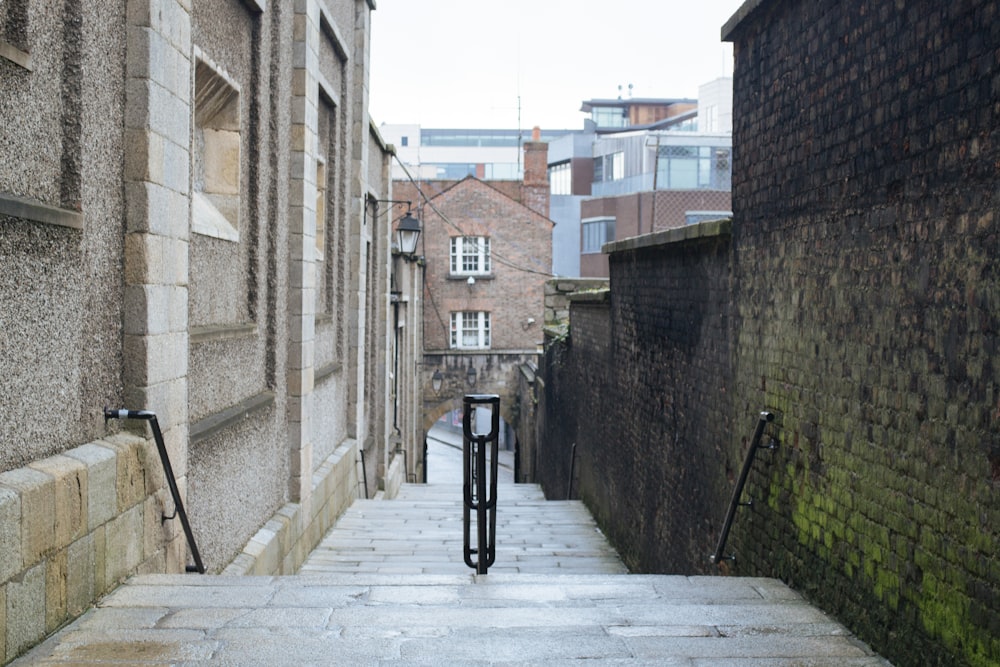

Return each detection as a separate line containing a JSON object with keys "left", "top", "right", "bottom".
{"left": 711, "top": 410, "right": 776, "bottom": 566}
{"left": 104, "top": 408, "right": 206, "bottom": 573}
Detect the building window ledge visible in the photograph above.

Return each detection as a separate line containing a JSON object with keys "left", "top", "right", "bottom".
{"left": 190, "top": 322, "right": 257, "bottom": 344}
{"left": 191, "top": 192, "right": 239, "bottom": 242}
{"left": 0, "top": 192, "right": 82, "bottom": 229}
{"left": 190, "top": 390, "right": 275, "bottom": 444}
{"left": 0, "top": 40, "right": 31, "bottom": 70}
{"left": 447, "top": 274, "right": 495, "bottom": 281}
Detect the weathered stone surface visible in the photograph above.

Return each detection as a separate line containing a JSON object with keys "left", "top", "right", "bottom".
{"left": 65, "top": 443, "right": 117, "bottom": 531}
{"left": 0, "top": 487, "right": 21, "bottom": 582}
{"left": 11, "top": 466, "right": 889, "bottom": 666}
{"left": 28, "top": 455, "right": 87, "bottom": 551}
{"left": 0, "top": 468, "right": 55, "bottom": 568}
{"left": 6, "top": 562, "right": 45, "bottom": 660}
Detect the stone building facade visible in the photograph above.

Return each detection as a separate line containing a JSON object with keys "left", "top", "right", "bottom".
{"left": 0, "top": 0, "right": 414, "bottom": 661}
{"left": 529, "top": 1, "right": 1000, "bottom": 666}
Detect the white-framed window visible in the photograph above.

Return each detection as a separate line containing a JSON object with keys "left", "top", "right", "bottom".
{"left": 450, "top": 236, "right": 491, "bottom": 275}
{"left": 581, "top": 217, "right": 615, "bottom": 254}
{"left": 450, "top": 312, "right": 491, "bottom": 349}
{"left": 548, "top": 161, "right": 571, "bottom": 195}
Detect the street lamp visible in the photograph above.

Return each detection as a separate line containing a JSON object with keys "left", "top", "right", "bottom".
{"left": 364, "top": 195, "right": 422, "bottom": 260}
{"left": 396, "top": 210, "right": 421, "bottom": 258}
{"left": 466, "top": 365, "right": 477, "bottom": 387}
{"left": 431, "top": 369, "right": 443, "bottom": 393}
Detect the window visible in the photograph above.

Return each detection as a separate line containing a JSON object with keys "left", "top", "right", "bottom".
{"left": 315, "top": 157, "right": 326, "bottom": 259}
{"left": 656, "top": 146, "right": 731, "bottom": 190}
{"left": 450, "top": 236, "right": 491, "bottom": 275}
{"left": 593, "top": 152, "right": 623, "bottom": 184}
{"left": 685, "top": 211, "right": 732, "bottom": 225}
{"left": 705, "top": 105, "right": 719, "bottom": 132}
{"left": 549, "top": 161, "right": 571, "bottom": 195}
{"left": 192, "top": 55, "right": 242, "bottom": 241}
{"left": 591, "top": 107, "right": 627, "bottom": 129}
{"left": 450, "top": 312, "right": 491, "bottom": 349}
{"left": 581, "top": 217, "right": 615, "bottom": 254}
{"left": 400, "top": 136, "right": 408, "bottom": 147}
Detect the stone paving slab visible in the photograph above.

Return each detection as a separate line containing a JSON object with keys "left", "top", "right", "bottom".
{"left": 14, "top": 574, "right": 891, "bottom": 666}
{"left": 11, "top": 445, "right": 892, "bottom": 665}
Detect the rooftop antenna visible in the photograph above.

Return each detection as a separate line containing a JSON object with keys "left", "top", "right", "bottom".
{"left": 517, "top": 35, "right": 522, "bottom": 177}
{"left": 517, "top": 94, "right": 522, "bottom": 177}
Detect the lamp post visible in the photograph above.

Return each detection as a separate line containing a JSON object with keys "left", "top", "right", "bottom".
{"left": 431, "top": 369, "right": 443, "bottom": 393}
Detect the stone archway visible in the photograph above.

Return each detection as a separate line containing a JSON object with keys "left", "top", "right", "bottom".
{"left": 420, "top": 351, "right": 540, "bottom": 484}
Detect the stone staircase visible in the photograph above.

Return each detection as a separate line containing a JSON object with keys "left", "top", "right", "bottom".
{"left": 299, "top": 482, "right": 627, "bottom": 576}
{"left": 14, "top": 470, "right": 892, "bottom": 665}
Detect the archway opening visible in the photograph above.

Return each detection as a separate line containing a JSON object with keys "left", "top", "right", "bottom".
{"left": 425, "top": 407, "right": 516, "bottom": 485}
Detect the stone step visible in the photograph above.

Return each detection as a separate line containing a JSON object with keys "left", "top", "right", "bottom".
{"left": 15, "top": 573, "right": 891, "bottom": 665}
{"left": 299, "top": 482, "right": 628, "bottom": 575}
{"left": 13, "top": 445, "right": 892, "bottom": 665}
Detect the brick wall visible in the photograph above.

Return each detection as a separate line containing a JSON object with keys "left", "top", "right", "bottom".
{"left": 394, "top": 178, "right": 552, "bottom": 352}
{"left": 533, "top": 2, "right": 1000, "bottom": 665}
{"left": 724, "top": 2, "right": 1000, "bottom": 665}
{"left": 537, "top": 222, "right": 736, "bottom": 573}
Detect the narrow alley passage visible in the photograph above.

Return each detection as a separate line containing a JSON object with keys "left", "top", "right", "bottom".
{"left": 13, "top": 440, "right": 891, "bottom": 665}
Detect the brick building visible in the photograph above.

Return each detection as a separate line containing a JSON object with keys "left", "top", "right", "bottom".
{"left": 393, "top": 133, "right": 553, "bottom": 442}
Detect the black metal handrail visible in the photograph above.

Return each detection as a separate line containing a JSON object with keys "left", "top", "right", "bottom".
{"left": 104, "top": 408, "right": 205, "bottom": 573}
{"left": 462, "top": 394, "right": 500, "bottom": 574}
{"left": 358, "top": 448, "right": 369, "bottom": 499}
{"left": 711, "top": 410, "right": 775, "bottom": 565}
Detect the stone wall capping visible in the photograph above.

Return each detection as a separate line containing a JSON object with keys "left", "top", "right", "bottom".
{"left": 721, "top": 0, "right": 768, "bottom": 42}
{"left": 567, "top": 288, "right": 609, "bottom": 304}
{"left": 604, "top": 217, "right": 732, "bottom": 255}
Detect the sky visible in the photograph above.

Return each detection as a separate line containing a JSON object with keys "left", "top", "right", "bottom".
{"left": 369, "top": 0, "right": 746, "bottom": 131}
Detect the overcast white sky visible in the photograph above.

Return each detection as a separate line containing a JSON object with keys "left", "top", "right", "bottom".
{"left": 369, "top": 0, "right": 746, "bottom": 131}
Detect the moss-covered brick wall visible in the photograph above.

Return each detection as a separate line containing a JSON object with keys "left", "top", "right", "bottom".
{"left": 536, "top": 2, "right": 1000, "bottom": 666}
{"left": 725, "top": 1, "right": 1000, "bottom": 665}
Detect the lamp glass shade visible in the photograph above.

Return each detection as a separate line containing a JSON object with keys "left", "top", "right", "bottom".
{"left": 396, "top": 213, "right": 421, "bottom": 255}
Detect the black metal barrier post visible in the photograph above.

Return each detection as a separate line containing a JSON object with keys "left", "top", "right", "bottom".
{"left": 462, "top": 394, "right": 500, "bottom": 574}
{"left": 104, "top": 408, "right": 206, "bottom": 574}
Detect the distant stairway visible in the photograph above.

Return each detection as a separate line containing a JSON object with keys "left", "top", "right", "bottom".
{"left": 299, "top": 482, "right": 628, "bottom": 575}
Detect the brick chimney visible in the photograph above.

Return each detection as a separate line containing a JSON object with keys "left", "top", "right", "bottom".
{"left": 522, "top": 126, "right": 549, "bottom": 218}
